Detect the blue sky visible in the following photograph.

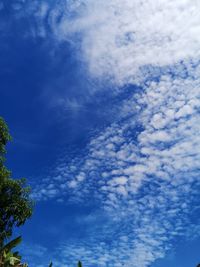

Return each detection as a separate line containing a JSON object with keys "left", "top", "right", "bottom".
{"left": 0, "top": 0, "right": 200, "bottom": 266}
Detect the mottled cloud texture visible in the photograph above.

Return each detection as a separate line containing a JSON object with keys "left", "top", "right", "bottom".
{"left": 11, "top": 0, "right": 200, "bottom": 266}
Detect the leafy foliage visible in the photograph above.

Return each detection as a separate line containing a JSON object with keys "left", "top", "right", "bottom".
{"left": 0, "top": 236, "right": 28, "bottom": 266}
{"left": 0, "top": 117, "right": 34, "bottom": 245}
{"left": 1, "top": 250, "right": 21, "bottom": 266}
{"left": 0, "top": 236, "right": 22, "bottom": 255}
{"left": 0, "top": 117, "right": 11, "bottom": 159}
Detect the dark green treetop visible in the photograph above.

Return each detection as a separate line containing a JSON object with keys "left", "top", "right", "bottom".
{"left": 0, "top": 117, "right": 34, "bottom": 245}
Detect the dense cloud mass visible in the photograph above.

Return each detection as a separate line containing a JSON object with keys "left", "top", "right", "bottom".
{"left": 56, "top": 0, "right": 200, "bottom": 85}
{"left": 8, "top": 0, "right": 200, "bottom": 266}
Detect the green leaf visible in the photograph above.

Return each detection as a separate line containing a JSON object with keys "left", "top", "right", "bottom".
{"left": 0, "top": 236, "right": 22, "bottom": 254}
{"left": 9, "top": 256, "right": 20, "bottom": 265}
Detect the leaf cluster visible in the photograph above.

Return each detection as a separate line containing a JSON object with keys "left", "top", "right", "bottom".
{"left": 0, "top": 117, "right": 34, "bottom": 245}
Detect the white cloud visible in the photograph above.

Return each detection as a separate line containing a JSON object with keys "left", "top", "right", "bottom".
{"left": 51, "top": 0, "right": 200, "bottom": 85}
{"left": 12, "top": 0, "right": 200, "bottom": 85}
{"left": 32, "top": 64, "right": 200, "bottom": 266}
{"left": 28, "top": 0, "right": 200, "bottom": 266}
